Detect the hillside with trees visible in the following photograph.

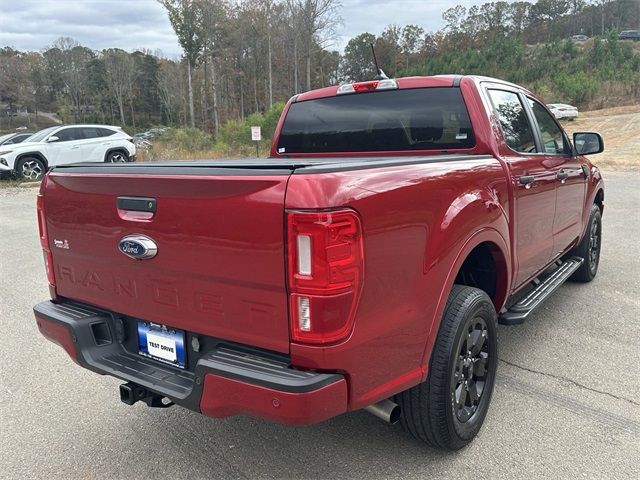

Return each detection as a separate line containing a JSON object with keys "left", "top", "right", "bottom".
{"left": 1, "top": 0, "right": 638, "bottom": 141}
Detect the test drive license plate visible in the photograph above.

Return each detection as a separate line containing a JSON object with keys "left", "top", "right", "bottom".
{"left": 137, "top": 321, "right": 186, "bottom": 369}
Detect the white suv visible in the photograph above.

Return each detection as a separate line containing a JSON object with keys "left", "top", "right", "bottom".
{"left": 0, "top": 124, "right": 136, "bottom": 180}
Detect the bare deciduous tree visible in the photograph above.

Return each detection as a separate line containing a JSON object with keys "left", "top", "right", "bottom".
{"left": 160, "top": 0, "right": 206, "bottom": 128}
{"left": 103, "top": 49, "right": 136, "bottom": 125}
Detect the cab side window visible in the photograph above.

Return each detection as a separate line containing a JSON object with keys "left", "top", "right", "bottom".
{"left": 527, "top": 98, "right": 569, "bottom": 155}
{"left": 488, "top": 89, "right": 536, "bottom": 154}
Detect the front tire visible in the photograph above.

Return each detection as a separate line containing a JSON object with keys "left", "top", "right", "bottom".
{"left": 396, "top": 285, "right": 498, "bottom": 450}
{"left": 15, "top": 157, "right": 46, "bottom": 181}
{"left": 106, "top": 151, "right": 128, "bottom": 163}
{"left": 568, "top": 203, "right": 602, "bottom": 282}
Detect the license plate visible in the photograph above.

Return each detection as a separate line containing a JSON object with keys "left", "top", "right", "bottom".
{"left": 137, "top": 321, "right": 186, "bottom": 369}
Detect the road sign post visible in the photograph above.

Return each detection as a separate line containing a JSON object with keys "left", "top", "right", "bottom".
{"left": 251, "top": 126, "right": 261, "bottom": 157}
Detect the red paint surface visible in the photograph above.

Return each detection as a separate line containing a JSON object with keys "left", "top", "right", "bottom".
{"left": 35, "top": 313, "right": 79, "bottom": 363}
{"left": 200, "top": 374, "right": 348, "bottom": 425}
{"left": 44, "top": 173, "right": 291, "bottom": 354}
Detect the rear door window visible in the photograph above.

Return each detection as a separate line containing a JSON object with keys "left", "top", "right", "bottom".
{"left": 80, "top": 127, "right": 100, "bottom": 139}
{"left": 487, "top": 89, "right": 536, "bottom": 154}
{"left": 277, "top": 87, "right": 475, "bottom": 154}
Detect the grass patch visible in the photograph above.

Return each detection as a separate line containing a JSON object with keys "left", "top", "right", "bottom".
{"left": 138, "top": 102, "right": 284, "bottom": 161}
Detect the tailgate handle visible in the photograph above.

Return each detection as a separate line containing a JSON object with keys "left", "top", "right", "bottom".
{"left": 117, "top": 197, "right": 157, "bottom": 213}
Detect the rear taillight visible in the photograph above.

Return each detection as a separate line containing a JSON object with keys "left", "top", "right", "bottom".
{"left": 287, "top": 209, "right": 364, "bottom": 345}
{"left": 37, "top": 193, "right": 55, "bottom": 286}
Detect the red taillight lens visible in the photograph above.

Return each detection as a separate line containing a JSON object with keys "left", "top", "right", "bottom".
{"left": 287, "top": 210, "right": 364, "bottom": 344}
{"left": 353, "top": 81, "right": 379, "bottom": 93}
{"left": 37, "top": 193, "right": 55, "bottom": 286}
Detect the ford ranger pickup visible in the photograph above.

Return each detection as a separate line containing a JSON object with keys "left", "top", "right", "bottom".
{"left": 33, "top": 75, "right": 605, "bottom": 450}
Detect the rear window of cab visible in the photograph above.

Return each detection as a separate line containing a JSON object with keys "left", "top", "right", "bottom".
{"left": 277, "top": 87, "right": 475, "bottom": 154}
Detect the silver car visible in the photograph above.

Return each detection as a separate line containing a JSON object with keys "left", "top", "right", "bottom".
{"left": 547, "top": 103, "right": 579, "bottom": 120}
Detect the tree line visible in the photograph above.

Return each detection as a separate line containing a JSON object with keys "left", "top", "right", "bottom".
{"left": 0, "top": 0, "right": 638, "bottom": 133}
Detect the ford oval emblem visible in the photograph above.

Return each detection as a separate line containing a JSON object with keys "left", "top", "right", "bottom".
{"left": 118, "top": 235, "right": 158, "bottom": 260}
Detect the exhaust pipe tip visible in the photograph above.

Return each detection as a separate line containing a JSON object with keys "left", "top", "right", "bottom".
{"left": 388, "top": 403, "right": 401, "bottom": 424}
{"left": 364, "top": 398, "right": 401, "bottom": 424}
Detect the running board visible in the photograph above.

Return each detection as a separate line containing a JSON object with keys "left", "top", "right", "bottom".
{"left": 499, "top": 257, "right": 584, "bottom": 325}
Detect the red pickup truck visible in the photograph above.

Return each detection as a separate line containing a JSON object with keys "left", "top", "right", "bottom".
{"left": 34, "top": 75, "right": 604, "bottom": 450}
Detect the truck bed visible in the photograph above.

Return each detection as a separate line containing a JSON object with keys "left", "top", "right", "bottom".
{"left": 43, "top": 154, "right": 490, "bottom": 354}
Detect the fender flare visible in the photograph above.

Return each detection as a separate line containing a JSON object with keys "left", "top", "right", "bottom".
{"left": 418, "top": 227, "right": 511, "bottom": 380}
{"left": 578, "top": 171, "right": 605, "bottom": 241}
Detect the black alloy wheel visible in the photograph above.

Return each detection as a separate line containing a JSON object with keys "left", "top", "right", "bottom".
{"left": 452, "top": 316, "right": 490, "bottom": 423}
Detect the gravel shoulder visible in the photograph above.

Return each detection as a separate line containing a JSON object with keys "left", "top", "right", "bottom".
{"left": 563, "top": 104, "right": 640, "bottom": 169}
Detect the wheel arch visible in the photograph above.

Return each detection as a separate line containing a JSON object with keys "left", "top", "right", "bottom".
{"left": 579, "top": 177, "right": 604, "bottom": 241}
{"left": 594, "top": 188, "right": 604, "bottom": 214}
{"left": 419, "top": 228, "right": 510, "bottom": 378}
{"left": 104, "top": 147, "right": 129, "bottom": 162}
{"left": 16, "top": 151, "right": 48, "bottom": 169}
{"left": 453, "top": 241, "right": 510, "bottom": 310}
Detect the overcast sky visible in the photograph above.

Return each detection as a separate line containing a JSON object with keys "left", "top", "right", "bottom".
{"left": 0, "top": 0, "right": 486, "bottom": 56}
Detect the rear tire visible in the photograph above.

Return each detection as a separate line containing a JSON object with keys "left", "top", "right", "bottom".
{"left": 396, "top": 285, "right": 498, "bottom": 450}
{"left": 568, "top": 203, "right": 602, "bottom": 282}
{"left": 16, "top": 157, "right": 45, "bottom": 181}
{"left": 106, "top": 150, "right": 128, "bottom": 163}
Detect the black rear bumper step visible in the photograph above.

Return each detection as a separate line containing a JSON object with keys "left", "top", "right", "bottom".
{"left": 34, "top": 300, "right": 342, "bottom": 411}
{"left": 499, "top": 257, "right": 584, "bottom": 325}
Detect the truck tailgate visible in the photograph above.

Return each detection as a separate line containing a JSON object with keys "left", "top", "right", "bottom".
{"left": 43, "top": 165, "right": 292, "bottom": 353}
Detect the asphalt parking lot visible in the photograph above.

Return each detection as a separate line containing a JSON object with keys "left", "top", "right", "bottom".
{"left": 1, "top": 170, "right": 639, "bottom": 479}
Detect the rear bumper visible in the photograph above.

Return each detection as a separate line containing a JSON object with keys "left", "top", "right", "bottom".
{"left": 34, "top": 300, "right": 347, "bottom": 425}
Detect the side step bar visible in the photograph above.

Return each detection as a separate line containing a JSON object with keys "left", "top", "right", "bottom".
{"left": 499, "top": 257, "right": 584, "bottom": 325}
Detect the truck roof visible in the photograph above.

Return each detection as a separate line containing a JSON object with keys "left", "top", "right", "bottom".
{"left": 294, "top": 74, "right": 531, "bottom": 103}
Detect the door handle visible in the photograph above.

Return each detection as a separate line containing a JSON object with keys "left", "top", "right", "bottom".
{"left": 519, "top": 175, "right": 535, "bottom": 189}
{"left": 71, "top": 146, "right": 80, "bottom": 149}
{"left": 557, "top": 171, "right": 569, "bottom": 183}
{"left": 117, "top": 196, "right": 157, "bottom": 213}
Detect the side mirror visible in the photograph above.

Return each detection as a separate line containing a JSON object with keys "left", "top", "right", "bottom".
{"left": 47, "top": 135, "right": 59, "bottom": 143}
{"left": 573, "top": 132, "right": 604, "bottom": 155}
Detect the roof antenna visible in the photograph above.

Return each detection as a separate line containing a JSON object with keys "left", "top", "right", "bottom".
{"left": 370, "top": 43, "right": 388, "bottom": 80}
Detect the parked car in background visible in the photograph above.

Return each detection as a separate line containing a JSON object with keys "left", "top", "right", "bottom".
{"left": 134, "top": 132, "right": 154, "bottom": 141}
{"left": 0, "top": 124, "right": 135, "bottom": 180}
{"left": 618, "top": 30, "right": 640, "bottom": 41}
{"left": 0, "top": 132, "right": 34, "bottom": 146}
{"left": 571, "top": 34, "right": 589, "bottom": 41}
{"left": 134, "top": 127, "right": 169, "bottom": 141}
{"left": 547, "top": 103, "right": 579, "bottom": 120}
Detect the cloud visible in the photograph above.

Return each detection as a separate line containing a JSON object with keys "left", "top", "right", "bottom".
{"left": 0, "top": 0, "right": 489, "bottom": 55}
{"left": 0, "top": 0, "right": 182, "bottom": 57}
